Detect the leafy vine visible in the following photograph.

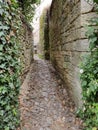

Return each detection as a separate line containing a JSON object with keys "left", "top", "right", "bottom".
{"left": 0, "top": 0, "right": 40, "bottom": 129}
{"left": 0, "top": 0, "right": 21, "bottom": 129}
{"left": 78, "top": 1, "right": 98, "bottom": 130}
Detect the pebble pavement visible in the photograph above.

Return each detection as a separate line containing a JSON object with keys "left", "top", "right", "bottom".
{"left": 19, "top": 56, "right": 83, "bottom": 130}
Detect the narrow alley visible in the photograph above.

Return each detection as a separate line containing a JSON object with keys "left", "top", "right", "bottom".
{"left": 19, "top": 56, "right": 83, "bottom": 130}
{"left": 1, "top": 0, "right": 97, "bottom": 130}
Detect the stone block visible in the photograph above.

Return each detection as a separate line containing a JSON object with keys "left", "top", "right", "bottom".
{"left": 81, "top": 12, "right": 97, "bottom": 26}
{"left": 49, "top": 0, "right": 95, "bottom": 107}
{"left": 81, "top": 0, "right": 94, "bottom": 14}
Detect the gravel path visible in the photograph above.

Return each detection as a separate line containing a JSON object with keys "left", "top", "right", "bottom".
{"left": 19, "top": 56, "right": 83, "bottom": 130}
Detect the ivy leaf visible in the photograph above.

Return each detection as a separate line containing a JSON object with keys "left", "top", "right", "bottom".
{"left": 0, "top": 110, "right": 4, "bottom": 116}
{"left": 5, "top": 127, "right": 10, "bottom": 130}
{"left": 0, "top": 8, "right": 4, "bottom": 15}
{"left": 0, "top": 31, "right": 4, "bottom": 37}
{"left": 0, "top": 63, "right": 6, "bottom": 69}
{"left": 89, "top": 37, "right": 97, "bottom": 50}
{"left": 0, "top": 44, "right": 3, "bottom": 51}
{"left": 86, "top": 26, "right": 95, "bottom": 38}
{"left": 0, "top": 87, "right": 7, "bottom": 94}
{"left": 82, "top": 81, "right": 87, "bottom": 87}
{"left": 92, "top": 127, "right": 97, "bottom": 130}
{"left": 0, "top": 25, "right": 9, "bottom": 30}
{"left": 6, "top": 105, "right": 11, "bottom": 110}
{"left": 13, "top": 108, "right": 17, "bottom": 115}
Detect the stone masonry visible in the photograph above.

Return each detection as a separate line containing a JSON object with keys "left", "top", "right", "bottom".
{"left": 49, "top": 0, "right": 94, "bottom": 107}
{"left": 19, "top": 17, "right": 33, "bottom": 82}
{"left": 39, "top": 7, "right": 50, "bottom": 60}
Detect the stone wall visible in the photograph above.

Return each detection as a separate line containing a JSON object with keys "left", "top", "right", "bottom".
{"left": 39, "top": 8, "right": 50, "bottom": 60}
{"left": 49, "top": 0, "right": 94, "bottom": 107}
{"left": 19, "top": 17, "right": 33, "bottom": 81}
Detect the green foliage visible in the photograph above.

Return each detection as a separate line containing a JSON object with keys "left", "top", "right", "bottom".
{"left": 19, "top": 0, "right": 40, "bottom": 22}
{"left": 38, "top": 54, "right": 44, "bottom": 59}
{"left": 39, "top": 9, "right": 46, "bottom": 58}
{"left": 44, "top": 15, "right": 50, "bottom": 60}
{"left": 0, "top": 0, "right": 21, "bottom": 129}
{"left": 78, "top": 1, "right": 98, "bottom": 129}
{"left": 39, "top": 8, "right": 50, "bottom": 60}
{"left": 94, "top": 0, "right": 98, "bottom": 4}
{"left": 0, "top": 0, "right": 39, "bottom": 129}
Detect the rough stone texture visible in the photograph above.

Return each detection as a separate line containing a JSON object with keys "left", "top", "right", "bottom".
{"left": 19, "top": 55, "right": 83, "bottom": 130}
{"left": 19, "top": 17, "right": 33, "bottom": 81}
{"left": 49, "top": 0, "right": 94, "bottom": 107}
{"left": 39, "top": 8, "right": 50, "bottom": 60}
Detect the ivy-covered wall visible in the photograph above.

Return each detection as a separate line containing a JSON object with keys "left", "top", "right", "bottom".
{"left": 0, "top": 1, "right": 21, "bottom": 129}
{"left": 39, "top": 8, "right": 50, "bottom": 60}
{"left": 0, "top": 0, "right": 33, "bottom": 129}
{"left": 49, "top": 0, "right": 94, "bottom": 107}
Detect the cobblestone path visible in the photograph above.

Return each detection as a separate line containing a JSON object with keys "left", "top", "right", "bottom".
{"left": 19, "top": 56, "right": 83, "bottom": 130}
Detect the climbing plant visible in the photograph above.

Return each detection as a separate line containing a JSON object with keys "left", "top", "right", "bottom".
{"left": 18, "top": 0, "right": 40, "bottom": 22}
{"left": 44, "top": 11, "right": 50, "bottom": 60}
{"left": 39, "top": 8, "right": 50, "bottom": 60}
{"left": 0, "top": 0, "right": 21, "bottom": 129}
{"left": 0, "top": 0, "right": 40, "bottom": 129}
{"left": 78, "top": 1, "right": 98, "bottom": 130}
